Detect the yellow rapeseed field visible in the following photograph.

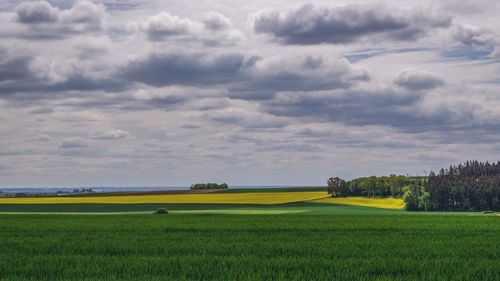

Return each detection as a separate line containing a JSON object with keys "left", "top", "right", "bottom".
{"left": 311, "top": 196, "right": 405, "bottom": 210}
{"left": 0, "top": 191, "right": 328, "bottom": 205}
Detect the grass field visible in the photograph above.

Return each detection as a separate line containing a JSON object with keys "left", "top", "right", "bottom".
{"left": 0, "top": 189, "right": 497, "bottom": 280}
{"left": 0, "top": 213, "right": 498, "bottom": 281}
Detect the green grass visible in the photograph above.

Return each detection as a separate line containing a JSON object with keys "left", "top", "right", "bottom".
{"left": 0, "top": 202, "right": 487, "bottom": 216}
{"left": 0, "top": 203, "right": 268, "bottom": 212}
{"left": 0, "top": 213, "right": 498, "bottom": 280}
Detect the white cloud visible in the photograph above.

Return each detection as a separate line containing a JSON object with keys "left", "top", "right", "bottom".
{"left": 35, "top": 133, "right": 51, "bottom": 142}
{"left": 129, "top": 11, "right": 243, "bottom": 46}
{"left": 92, "top": 129, "right": 130, "bottom": 140}
{"left": 59, "top": 137, "right": 86, "bottom": 148}
{"left": 394, "top": 70, "right": 445, "bottom": 91}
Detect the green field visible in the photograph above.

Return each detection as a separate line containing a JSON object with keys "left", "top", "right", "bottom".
{"left": 0, "top": 213, "right": 498, "bottom": 281}
{"left": 0, "top": 189, "right": 498, "bottom": 280}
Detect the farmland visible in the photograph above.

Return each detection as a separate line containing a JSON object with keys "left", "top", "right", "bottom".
{"left": 0, "top": 213, "right": 499, "bottom": 281}
{"left": 0, "top": 190, "right": 327, "bottom": 205}
{"left": 0, "top": 188, "right": 405, "bottom": 213}
{"left": 0, "top": 188, "right": 498, "bottom": 280}
{"left": 311, "top": 196, "right": 405, "bottom": 209}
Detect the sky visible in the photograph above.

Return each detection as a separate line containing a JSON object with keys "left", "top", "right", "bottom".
{"left": 1, "top": 0, "right": 500, "bottom": 188}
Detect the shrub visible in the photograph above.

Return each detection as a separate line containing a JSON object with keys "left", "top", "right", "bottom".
{"left": 155, "top": 208, "right": 168, "bottom": 215}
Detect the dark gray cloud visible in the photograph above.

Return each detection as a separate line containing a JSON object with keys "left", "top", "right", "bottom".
{"left": 394, "top": 70, "right": 445, "bottom": 91}
{"left": 252, "top": 3, "right": 451, "bottom": 45}
{"left": 119, "top": 53, "right": 254, "bottom": 87}
{"left": 229, "top": 55, "right": 369, "bottom": 100}
{"left": 0, "top": 46, "right": 123, "bottom": 98}
{"left": 259, "top": 89, "right": 428, "bottom": 131}
{"left": 0, "top": 48, "right": 43, "bottom": 96}
{"left": 0, "top": 69, "right": 125, "bottom": 97}
{"left": 119, "top": 52, "right": 369, "bottom": 101}
{"left": 451, "top": 24, "right": 497, "bottom": 48}
{"left": 0, "top": 55, "right": 32, "bottom": 83}
{"left": 257, "top": 85, "right": 500, "bottom": 134}
{"left": 10, "top": 0, "right": 105, "bottom": 40}
{"left": 15, "top": 0, "right": 59, "bottom": 24}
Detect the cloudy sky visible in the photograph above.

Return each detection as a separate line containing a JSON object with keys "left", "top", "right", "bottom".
{"left": 1, "top": 0, "right": 500, "bottom": 187}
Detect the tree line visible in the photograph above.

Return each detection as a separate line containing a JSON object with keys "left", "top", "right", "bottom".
{"left": 425, "top": 161, "right": 500, "bottom": 211}
{"left": 190, "top": 183, "right": 229, "bottom": 190}
{"left": 328, "top": 160, "right": 500, "bottom": 212}
{"left": 327, "top": 175, "right": 425, "bottom": 198}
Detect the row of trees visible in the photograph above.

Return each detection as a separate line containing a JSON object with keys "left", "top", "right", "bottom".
{"left": 425, "top": 161, "right": 500, "bottom": 211}
{"left": 190, "top": 183, "right": 229, "bottom": 190}
{"left": 327, "top": 175, "right": 425, "bottom": 198}
{"left": 328, "top": 160, "right": 500, "bottom": 212}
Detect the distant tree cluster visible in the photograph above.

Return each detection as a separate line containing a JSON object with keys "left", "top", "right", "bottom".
{"left": 327, "top": 175, "right": 424, "bottom": 198}
{"left": 71, "top": 188, "right": 94, "bottom": 194}
{"left": 190, "top": 183, "right": 229, "bottom": 190}
{"left": 425, "top": 161, "right": 500, "bottom": 211}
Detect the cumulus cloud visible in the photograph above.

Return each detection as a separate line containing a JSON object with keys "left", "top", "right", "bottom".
{"left": 0, "top": 45, "right": 124, "bottom": 97}
{"left": 229, "top": 55, "right": 369, "bottom": 100}
{"left": 451, "top": 24, "right": 497, "bottom": 48}
{"left": 130, "top": 11, "right": 243, "bottom": 46}
{"left": 120, "top": 52, "right": 254, "bottom": 87}
{"left": 12, "top": 0, "right": 105, "bottom": 40}
{"left": 251, "top": 3, "right": 451, "bottom": 45}
{"left": 119, "top": 51, "right": 369, "bottom": 101}
{"left": 92, "top": 129, "right": 130, "bottom": 140}
{"left": 35, "top": 133, "right": 51, "bottom": 142}
{"left": 15, "top": 1, "right": 59, "bottom": 24}
{"left": 0, "top": 52, "right": 33, "bottom": 83}
{"left": 256, "top": 82, "right": 500, "bottom": 134}
{"left": 201, "top": 12, "right": 232, "bottom": 31}
{"left": 259, "top": 88, "right": 425, "bottom": 130}
{"left": 59, "top": 137, "right": 86, "bottom": 148}
{"left": 394, "top": 70, "right": 445, "bottom": 91}
{"left": 131, "top": 12, "right": 198, "bottom": 39}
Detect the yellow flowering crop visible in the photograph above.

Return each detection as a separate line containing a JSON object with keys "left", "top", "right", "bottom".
{"left": 312, "top": 196, "right": 405, "bottom": 210}
{"left": 0, "top": 191, "right": 328, "bottom": 205}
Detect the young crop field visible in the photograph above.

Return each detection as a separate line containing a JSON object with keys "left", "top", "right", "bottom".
{"left": 0, "top": 213, "right": 498, "bottom": 281}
